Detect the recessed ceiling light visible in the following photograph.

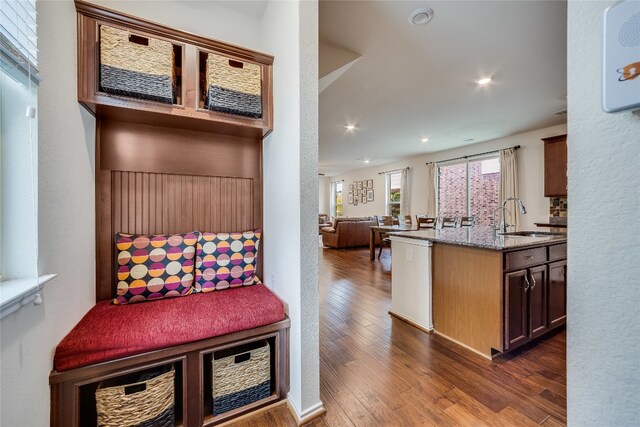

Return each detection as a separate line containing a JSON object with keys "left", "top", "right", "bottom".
{"left": 477, "top": 77, "right": 492, "bottom": 86}
{"left": 464, "top": 138, "right": 475, "bottom": 142}
{"left": 364, "top": 159, "right": 370, "bottom": 164}
{"left": 409, "top": 7, "right": 434, "bottom": 26}
{"left": 345, "top": 124, "right": 356, "bottom": 131}
{"left": 421, "top": 137, "right": 429, "bottom": 143}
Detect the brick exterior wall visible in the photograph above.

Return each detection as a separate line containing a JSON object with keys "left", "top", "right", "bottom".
{"left": 437, "top": 161, "right": 500, "bottom": 226}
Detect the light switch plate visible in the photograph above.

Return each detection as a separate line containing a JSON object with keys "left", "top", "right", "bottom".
{"left": 602, "top": 0, "right": 640, "bottom": 113}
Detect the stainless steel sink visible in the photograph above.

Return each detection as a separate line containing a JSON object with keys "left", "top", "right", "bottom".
{"left": 499, "top": 231, "right": 566, "bottom": 238}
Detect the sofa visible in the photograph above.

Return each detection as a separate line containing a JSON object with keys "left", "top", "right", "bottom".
{"left": 321, "top": 216, "right": 379, "bottom": 248}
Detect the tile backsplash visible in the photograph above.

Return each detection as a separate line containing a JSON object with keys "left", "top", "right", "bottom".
{"left": 549, "top": 197, "right": 567, "bottom": 223}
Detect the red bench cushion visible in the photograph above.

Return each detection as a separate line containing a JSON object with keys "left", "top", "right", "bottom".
{"left": 54, "top": 284, "right": 285, "bottom": 372}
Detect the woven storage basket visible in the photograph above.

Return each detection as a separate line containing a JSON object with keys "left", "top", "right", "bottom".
{"left": 100, "top": 25, "right": 176, "bottom": 104}
{"left": 96, "top": 366, "right": 175, "bottom": 427}
{"left": 205, "top": 53, "right": 262, "bottom": 118}
{"left": 212, "top": 341, "right": 271, "bottom": 415}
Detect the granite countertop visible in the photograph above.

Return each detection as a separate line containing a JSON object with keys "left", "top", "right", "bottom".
{"left": 389, "top": 226, "right": 567, "bottom": 251}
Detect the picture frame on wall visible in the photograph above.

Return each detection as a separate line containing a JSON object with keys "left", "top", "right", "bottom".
{"left": 367, "top": 189, "right": 374, "bottom": 202}
{"left": 368, "top": 179, "right": 373, "bottom": 187}
{"left": 348, "top": 193, "right": 353, "bottom": 204}
{"left": 357, "top": 181, "right": 363, "bottom": 189}
{"left": 361, "top": 194, "right": 367, "bottom": 204}
{"left": 354, "top": 197, "right": 358, "bottom": 206}
{"left": 348, "top": 184, "right": 353, "bottom": 193}
{"left": 363, "top": 180, "right": 368, "bottom": 189}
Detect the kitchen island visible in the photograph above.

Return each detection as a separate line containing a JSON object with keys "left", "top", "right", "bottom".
{"left": 389, "top": 227, "right": 567, "bottom": 359}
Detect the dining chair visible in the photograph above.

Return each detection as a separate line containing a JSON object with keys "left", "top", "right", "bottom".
{"left": 460, "top": 216, "right": 476, "bottom": 227}
{"left": 441, "top": 217, "right": 458, "bottom": 228}
{"left": 377, "top": 216, "right": 394, "bottom": 258}
{"left": 377, "top": 215, "right": 394, "bottom": 226}
{"left": 416, "top": 215, "right": 437, "bottom": 229}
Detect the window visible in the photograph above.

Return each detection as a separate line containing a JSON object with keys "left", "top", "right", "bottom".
{"left": 386, "top": 172, "right": 401, "bottom": 217}
{"left": 437, "top": 156, "right": 500, "bottom": 226}
{"left": 1, "top": 0, "right": 39, "bottom": 281}
{"left": 330, "top": 181, "right": 343, "bottom": 217}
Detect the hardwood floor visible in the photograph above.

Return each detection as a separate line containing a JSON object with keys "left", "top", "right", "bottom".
{"left": 230, "top": 247, "right": 567, "bottom": 426}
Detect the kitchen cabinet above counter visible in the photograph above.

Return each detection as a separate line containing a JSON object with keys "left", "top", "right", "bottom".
{"left": 389, "top": 226, "right": 566, "bottom": 251}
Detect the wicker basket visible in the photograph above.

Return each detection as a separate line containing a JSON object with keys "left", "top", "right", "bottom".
{"left": 212, "top": 341, "right": 271, "bottom": 415}
{"left": 99, "top": 25, "right": 176, "bottom": 104}
{"left": 205, "top": 53, "right": 262, "bottom": 118}
{"left": 96, "top": 366, "right": 175, "bottom": 427}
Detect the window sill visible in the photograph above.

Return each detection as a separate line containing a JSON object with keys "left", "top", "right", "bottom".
{"left": 0, "top": 274, "right": 57, "bottom": 319}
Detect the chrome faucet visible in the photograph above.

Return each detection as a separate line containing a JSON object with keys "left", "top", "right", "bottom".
{"left": 494, "top": 198, "right": 527, "bottom": 233}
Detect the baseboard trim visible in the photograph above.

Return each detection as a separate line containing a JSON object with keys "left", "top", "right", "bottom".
{"left": 287, "top": 398, "right": 326, "bottom": 426}
{"left": 217, "top": 399, "right": 287, "bottom": 426}
{"left": 433, "top": 330, "right": 494, "bottom": 360}
{"left": 389, "top": 310, "right": 433, "bottom": 334}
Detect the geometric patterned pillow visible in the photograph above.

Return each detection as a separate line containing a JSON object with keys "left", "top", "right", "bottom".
{"left": 113, "top": 231, "right": 200, "bottom": 304}
{"left": 194, "top": 229, "right": 261, "bottom": 292}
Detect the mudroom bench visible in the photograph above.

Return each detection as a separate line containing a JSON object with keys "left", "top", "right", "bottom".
{"left": 51, "top": 3, "right": 286, "bottom": 425}
{"left": 50, "top": 284, "right": 290, "bottom": 427}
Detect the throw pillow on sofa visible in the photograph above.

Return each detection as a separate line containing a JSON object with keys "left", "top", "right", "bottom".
{"left": 195, "top": 230, "right": 261, "bottom": 292}
{"left": 114, "top": 231, "right": 200, "bottom": 304}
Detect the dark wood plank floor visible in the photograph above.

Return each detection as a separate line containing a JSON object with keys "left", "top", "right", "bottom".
{"left": 230, "top": 247, "right": 566, "bottom": 426}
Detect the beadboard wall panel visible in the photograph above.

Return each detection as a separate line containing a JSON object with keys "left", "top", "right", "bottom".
{"left": 96, "top": 119, "right": 262, "bottom": 301}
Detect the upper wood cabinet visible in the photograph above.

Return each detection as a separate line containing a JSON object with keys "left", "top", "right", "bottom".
{"left": 75, "top": 0, "right": 273, "bottom": 138}
{"left": 543, "top": 134, "right": 567, "bottom": 197}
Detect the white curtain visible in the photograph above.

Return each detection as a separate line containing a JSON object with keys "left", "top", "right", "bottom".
{"left": 400, "top": 168, "right": 410, "bottom": 217}
{"left": 425, "top": 163, "right": 436, "bottom": 217}
{"left": 499, "top": 148, "right": 519, "bottom": 227}
{"left": 329, "top": 181, "right": 336, "bottom": 219}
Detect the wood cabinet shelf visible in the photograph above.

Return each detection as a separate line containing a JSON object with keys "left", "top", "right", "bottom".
{"left": 504, "top": 244, "right": 567, "bottom": 352}
{"left": 543, "top": 134, "right": 567, "bottom": 197}
{"left": 75, "top": 0, "right": 273, "bottom": 137}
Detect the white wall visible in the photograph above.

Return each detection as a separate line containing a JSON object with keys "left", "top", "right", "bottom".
{"left": 261, "top": 0, "right": 321, "bottom": 417}
{"left": 567, "top": 1, "right": 640, "bottom": 425}
{"left": 329, "top": 124, "right": 567, "bottom": 229}
{"left": 89, "top": 0, "right": 263, "bottom": 51}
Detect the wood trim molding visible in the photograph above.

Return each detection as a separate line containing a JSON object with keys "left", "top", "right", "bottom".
{"left": 433, "top": 330, "right": 494, "bottom": 361}
{"left": 286, "top": 399, "right": 326, "bottom": 426}
{"left": 541, "top": 134, "right": 567, "bottom": 144}
{"left": 74, "top": 0, "right": 273, "bottom": 64}
{"left": 389, "top": 310, "right": 434, "bottom": 335}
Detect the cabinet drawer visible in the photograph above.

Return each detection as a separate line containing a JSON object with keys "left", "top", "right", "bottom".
{"left": 549, "top": 243, "right": 567, "bottom": 261}
{"left": 505, "top": 247, "right": 546, "bottom": 271}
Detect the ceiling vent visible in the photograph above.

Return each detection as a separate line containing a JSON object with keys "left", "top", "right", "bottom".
{"left": 409, "top": 7, "right": 434, "bottom": 26}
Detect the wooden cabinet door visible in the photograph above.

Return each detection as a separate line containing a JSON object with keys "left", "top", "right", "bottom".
{"left": 543, "top": 135, "right": 567, "bottom": 197}
{"left": 528, "top": 265, "right": 549, "bottom": 339}
{"left": 548, "top": 260, "right": 567, "bottom": 328}
{"left": 505, "top": 269, "right": 528, "bottom": 350}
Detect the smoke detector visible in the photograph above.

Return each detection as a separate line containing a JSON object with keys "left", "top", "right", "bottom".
{"left": 409, "top": 7, "right": 434, "bottom": 26}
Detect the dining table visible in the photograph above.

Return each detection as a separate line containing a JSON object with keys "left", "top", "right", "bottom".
{"left": 369, "top": 224, "right": 417, "bottom": 260}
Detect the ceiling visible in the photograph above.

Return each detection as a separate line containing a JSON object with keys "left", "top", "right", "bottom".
{"left": 319, "top": 0, "right": 567, "bottom": 176}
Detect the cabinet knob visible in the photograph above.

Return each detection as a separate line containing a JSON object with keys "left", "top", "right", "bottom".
{"left": 530, "top": 274, "right": 537, "bottom": 290}
{"left": 523, "top": 275, "right": 530, "bottom": 291}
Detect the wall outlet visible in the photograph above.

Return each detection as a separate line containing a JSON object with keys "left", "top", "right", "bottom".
{"left": 406, "top": 248, "right": 413, "bottom": 262}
